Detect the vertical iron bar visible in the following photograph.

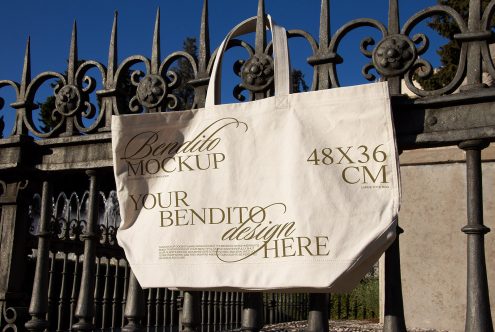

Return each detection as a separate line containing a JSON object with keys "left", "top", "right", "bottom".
{"left": 316, "top": 0, "right": 331, "bottom": 90}
{"left": 386, "top": 0, "right": 402, "bottom": 95}
{"left": 62, "top": 22, "right": 78, "bottom": 136}
{"left": 383, "top": 226, "right": 407, "bottom": 332}
{"left": 11, "top": 37, "right": 31, "bottom": 136}
{"left": 306, "top": 294, "right": 329, "bottom": 332}
{"left": 101, "top": 12, "right": 117, "bottom": 131}
{"left": 225, "top": 292, "right": 231, "bottom": 330}
{"left": 252, "top": 0, "right": 267, "bottom": 99}
{"left": 268, "top": 294, "right": 275, "bottom": 324}
{"left": 229, "top": 292, "right": 235, "bottom": 330}
{"left": 93, "top": 256, "right": 102, "bottom": 327}
{"left": 155, "top": 288, "right": 162, "bottom": 329}
{"left": 206, "top": 292, "right": 212, "bottom": 332}
{"left": 102, "top": 258, "right": 112, "bottom": 329}
{"left": 147, "top": 288, "right": 154, "bottom": 328}
{"left": 122, "top": 271, "right": 145, "bottom": 332}
{"left": 213, "top": 292, "right": 218, "bottom": 331}
{"left": 72, "top": 170, "right": 99, "bottom": 331}
{"left": 46, "top": 251, "right": 55, "bottom": 325}
{"left": 191, "top": 0, "right": 211, "bottom": 108}
{"left": 275, "top": 294, "right": 280, "bottom": 323}
{"left": 170, "top": 290, "right": 177, "bottom": 332}
{"left": 459, "top": 140, "right": 493, "bottom": 332}
{"left": 219, "top": 292, "right": 224, "bottom": 330}
{"left": 56, "top": 253, "right": 69, "bottom": 331}
{"left": 121, "top": 261, "right": 130, "bottom": 328}
{"left": 182, "top": 291, "right": 201, "bottom": 332}
{"left": 112, "top": 259, "right": 120, "bottom": 330}
{"left": 25, "top": 180, "right": 52, "bottom": 332}
{"left": 241, "top": 293, "right": 264, "bottom": 332}
{"left": 465, "top": 0, "right": 484, "bottom": 89}
{"left": 201, "top": 292, "right": 206, "bottom": 332}
{"left": 70, "top": 254, "right": 80, "bottom": 328}
{"left": 163, "top": 288, "right": 170, "bottom": 331}
{"left": 236, "top": 293, "right": 242, "bottom": 327}
{"left": 282, "top": 294, "right": 287, "bottom": 321}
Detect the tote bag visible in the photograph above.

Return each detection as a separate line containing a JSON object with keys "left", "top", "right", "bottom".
{"left": 112, "top": 15, "right": 400, "bottom": 292}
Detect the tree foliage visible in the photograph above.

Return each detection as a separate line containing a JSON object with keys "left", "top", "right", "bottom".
{"left": 291, "top": 69, "right": 309, "bottom": 93}
{"left": 418, "top": 0, "right": 493, "bottom": 90}
{"left": 171, "top": 37, "right": 197, "bottom": 110}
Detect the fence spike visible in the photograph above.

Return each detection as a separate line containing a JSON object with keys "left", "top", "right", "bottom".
{"left": 319, "top": 0, "right": 330, "bottom": 49}
{"left": 198, "top": 0, "right": 210, "bottom": 73}
{"left": 255, "top": 0, "right": 266, "bottom": 54}
{"left": 21, "top": 37, "right": 31, "bottom": 94}
{"left": 68, "top": 21, "right": 78, "bottom": 84}
{"left": 151, "top": 8, "right": 161, "bottom": 74}
{"left": 388, "top": 0, "right": 399, "bottom": 35}
{"left": 386, "top": 0, "right": 402, "bottom": 95}
{"left": 107, "top": 11, "right": 118, "bottom": 83}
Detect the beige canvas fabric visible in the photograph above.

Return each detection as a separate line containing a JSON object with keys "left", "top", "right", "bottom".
{"left": 112, "top": 16, "right": 400, "bottom": 292}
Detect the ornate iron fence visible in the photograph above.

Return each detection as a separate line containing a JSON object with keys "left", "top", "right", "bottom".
{"left": 0, "top": 0, "right": 494, "bottom": 331}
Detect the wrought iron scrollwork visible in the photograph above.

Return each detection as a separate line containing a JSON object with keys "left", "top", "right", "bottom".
{"left": 29, "top": 189, "right": 121, "bottom": 248}
{"left": 399, "top": 5, "right": 468, "bottom": 96}
{"left": 1, "top": 305, "right": 19, "bottom": 332}
{"left": 328, "top": 18, "right": 388, "bottom": 87}
{"left": 0, "top": 1, "right": 492, "bottom": 131}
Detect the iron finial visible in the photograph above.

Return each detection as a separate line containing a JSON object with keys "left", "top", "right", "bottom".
{"left": 68, "top": 20, "right": 78, "bottom": 84}
{"left": 107, "top": 11, "right": 118, "bottom": 80}
{"left": 388, "top": 0, "right": 400, "bottom": 35}
{"left": 151, "top": 8, "right": 161, "bottom": 73}
{"left": 255, "top": 0, "right": 266, "bottom": 54}
{"left": 21, "top": 36, "right": 31, "bottom": 93}
{"left": 199, "top": 0, "right": 210, "bottom": 73}
{"left": 319, "top": 0, "right": 330, "bottom": 49}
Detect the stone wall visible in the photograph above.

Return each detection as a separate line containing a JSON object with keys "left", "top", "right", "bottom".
{"left": 381, "top": 146, "right": 495, "bottom": 331}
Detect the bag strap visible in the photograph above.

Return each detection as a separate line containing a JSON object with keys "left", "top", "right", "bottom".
{"left": 205, "top": 15, "right": 290, "bottom": 108}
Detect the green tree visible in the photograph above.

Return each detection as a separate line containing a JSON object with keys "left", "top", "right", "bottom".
{"left": 38, "top": 95, "right": 57, "bottom": 133}
{"left": 418, "top": 0, "right": 493, "bottom": 90}
{"left": 171, "top": 37, "right": 197, "bottom": 110}
{"left": 291, "top": 69, "right": 309, "bottom": 93}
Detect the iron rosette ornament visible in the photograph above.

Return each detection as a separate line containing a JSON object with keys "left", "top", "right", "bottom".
{"left": 135, "top": 74, "right": 167, "bottom": 108}
{"left": 361, "top": 31, "right": 425, "bottom": 83}
{"left": 240, "top": 53, "right": 274, "bottom": 92}
{"left": 372, "top": 34, "right": 417, "bottom": 77}
{"left": 228, "top": 38, "right": 276, "bottom": 101}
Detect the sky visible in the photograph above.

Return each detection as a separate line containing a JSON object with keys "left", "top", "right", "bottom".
{"left": 0, "top": 0, "right": 441, "bottom": 136}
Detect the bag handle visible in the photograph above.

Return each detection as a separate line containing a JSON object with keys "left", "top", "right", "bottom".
{"left": 205, "top": 15, "right": 291, "bottom": 108}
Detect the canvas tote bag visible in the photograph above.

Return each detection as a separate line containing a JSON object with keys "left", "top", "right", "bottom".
{"left": 112, "top": 15, "right": 400, "bottom": 292}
